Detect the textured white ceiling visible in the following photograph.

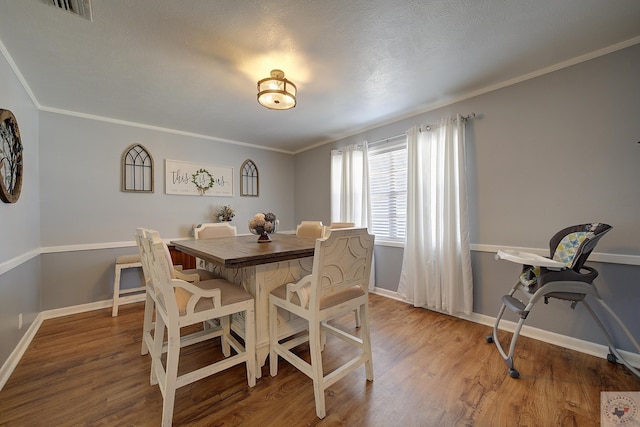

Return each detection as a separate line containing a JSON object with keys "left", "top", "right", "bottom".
{"left": 1, "top": 0, "right": 639, "bottom": 153}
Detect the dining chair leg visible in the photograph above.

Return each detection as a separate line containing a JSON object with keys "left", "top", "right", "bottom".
{"left": 141, "top": 293, "right": 154, "bottom": 355}
{"left": 220, "top": 315, "right": 231, "bottom": 357}
{"left": 150, "top": 314, "right": 166, "bottom": 386}
{"left": 269, "top": 299, "right": 279, "bottom": 377}
{"left": 112, "top": 264, "right": 123, "bottom": 317}
{"left": 320, "top": 322, "right": 327, "bottom": 351}
{"left": 309, "top": 320, "right": 326, "bottom": 419}
{"left": 244, "top": 304, "right": 257, "bottom": 385}
{"left": 161, "top": 324, "right": 180, "bottom": 427}
{"left": 361, "top": 302, "right": 374, "bottom": 381}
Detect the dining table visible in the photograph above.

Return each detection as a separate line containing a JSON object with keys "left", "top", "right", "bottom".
{"left": 171, "top": 233, "right": 318, "bottom": 372}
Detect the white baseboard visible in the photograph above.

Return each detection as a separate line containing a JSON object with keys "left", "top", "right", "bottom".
{"left": 2, "top": 292, "right": 638, "bottom": 392}
{"left": 370, "top": 286, "right": 405, "bottom": 301}
{"left": 0, "top": 313, "right": 43, "bottom": 391}
{"left": 40, "top": 299, "right": 113, "bottom": 320}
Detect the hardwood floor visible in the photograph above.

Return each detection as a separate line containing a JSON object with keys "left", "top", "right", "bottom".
{"left": 1, "top": 294, "right": 638, "bottom": 426}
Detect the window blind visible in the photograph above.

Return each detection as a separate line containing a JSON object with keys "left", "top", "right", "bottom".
{"left": 368, "top": 137, "right": 407, "bottom": 242}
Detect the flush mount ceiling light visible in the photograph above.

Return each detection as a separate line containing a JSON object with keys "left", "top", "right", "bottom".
{"left": 257, "top": 69, "right": 297, "bottom": 110}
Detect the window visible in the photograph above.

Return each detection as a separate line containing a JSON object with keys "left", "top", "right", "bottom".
{"left": 368, "top": 136, "right": 407, "bottom": 243}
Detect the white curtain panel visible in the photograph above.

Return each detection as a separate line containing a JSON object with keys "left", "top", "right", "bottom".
{"left": 330, "top": 143, "right": 375, "bottom": 289}
{"left": 330, "top": 144, "right": 371, "bottom": 227}
{"left": 398, "top": 115, "right": 473, "bottom": 315}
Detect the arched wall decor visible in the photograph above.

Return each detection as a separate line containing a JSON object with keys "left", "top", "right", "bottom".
{"left": 122, "top": 143, "right": 154, "bottom": 192}
{"left": 0, "top": 109, "right": 23, "bottom": 204}
{"left": 240, "top": 159, "right": 259, "bottom": 197}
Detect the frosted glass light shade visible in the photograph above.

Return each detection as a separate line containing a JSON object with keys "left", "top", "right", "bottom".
{"left": 257, "top": 69, "right": 297, "bottom": 110}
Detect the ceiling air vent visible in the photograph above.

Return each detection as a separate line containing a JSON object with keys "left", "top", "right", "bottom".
{"left": 46, "top": 0, "right": 92, "bottom": 21}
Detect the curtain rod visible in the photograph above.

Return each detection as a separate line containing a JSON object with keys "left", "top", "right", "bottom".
{"left": 421, "top": 112, "right": 477, "bottom": 132}
{"left": 337, "top": 112, "right": 479, "bottom": 150}
{"left": 369, "top": 133, "right": 407, "bottom": 147}
{"left": 373, "top": 113, "right": 478, "bottom": 141}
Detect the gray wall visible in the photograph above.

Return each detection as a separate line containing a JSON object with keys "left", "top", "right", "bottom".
{"left": 40, "top": 248, "right": 142, "bottom": 310}
{"left": 294, "top": 43, "right": 640, "bottom": 351}
{"left": 39, "top": 113, "right": 295, "bottom": 246}
{"left": 0, "top": 258, "right": 40, "bottom": 366}
{"left": 0, "top": 45, "right": 41, "bottom": 365}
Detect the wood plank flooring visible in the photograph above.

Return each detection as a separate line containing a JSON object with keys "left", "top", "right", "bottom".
{"left": 1, "top": 294, "right": 638, "bottom": 426}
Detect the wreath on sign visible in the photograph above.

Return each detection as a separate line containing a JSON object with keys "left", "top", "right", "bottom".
{"left": 191, "top": 168, "right": 215, "bottom": 195}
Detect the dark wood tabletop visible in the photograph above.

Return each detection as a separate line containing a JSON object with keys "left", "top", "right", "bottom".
{"left": 170, "top": 234, "right": 317, "bottom": 268}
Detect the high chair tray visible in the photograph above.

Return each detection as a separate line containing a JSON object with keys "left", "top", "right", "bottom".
{"left": 496, "top": 249, "right": 565, "bottom": 268}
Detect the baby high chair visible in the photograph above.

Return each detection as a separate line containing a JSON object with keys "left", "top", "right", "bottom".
{"left": 486, "top": 222, "right": 640, "bottom": 378}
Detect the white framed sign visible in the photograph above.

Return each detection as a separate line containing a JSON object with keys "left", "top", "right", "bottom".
{"left": 165, "top": 159, "right": 233, "bottom": 197}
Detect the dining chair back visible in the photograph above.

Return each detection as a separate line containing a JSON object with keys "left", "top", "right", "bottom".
{"left": 326, "top": 221, "right": 360, "bottom": 325}
{"left": 296, "top": 220, "right": 324, "bottom": 238}
{"left": 142, "top": 229, "right": 256, "bottom": 427}
{"left": 268, "top": 227, "right": 375, "bottom": 418}
{"left": 328, "top": 221, "right": 355, "bottom": 229}
{"left": 193, "top": 222, "right": 237, "bottom": 239}
{"left": 193, "top": 222, "right": 237, "bottom": 269}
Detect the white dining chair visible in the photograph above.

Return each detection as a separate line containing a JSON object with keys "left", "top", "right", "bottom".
{"left": 111, "top": 254, "right": 144, "bottom": 317}
{"left": 141, "top": 228, "right": 256, "bottom": 427}
{"left": 269, "top": 227, "right": 375, "bottom": 419}
{"left": 136, "top": 228, "right": 218, "bottom": 356}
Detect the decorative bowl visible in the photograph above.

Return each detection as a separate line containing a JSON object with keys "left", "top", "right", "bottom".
{"left": 248, "top": 213, "right": 278, "bottom": 243}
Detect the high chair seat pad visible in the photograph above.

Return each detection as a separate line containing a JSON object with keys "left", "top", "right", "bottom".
{"left": 552, "top": 231, "right": 594, "bottom": 267}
